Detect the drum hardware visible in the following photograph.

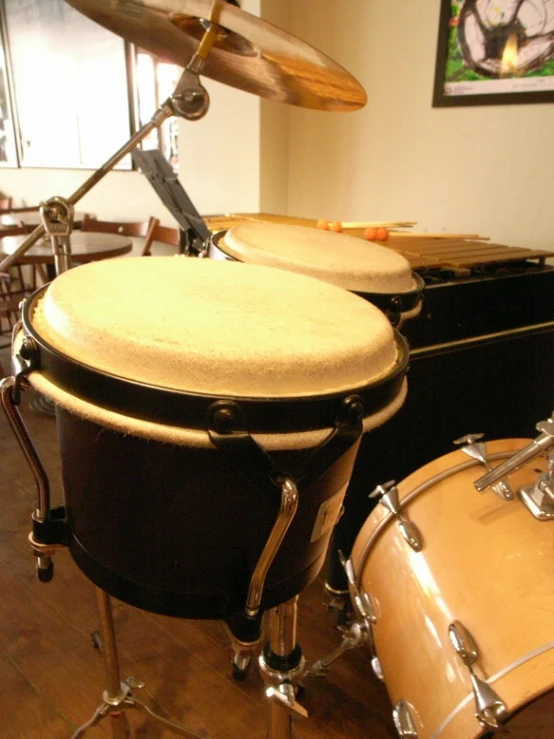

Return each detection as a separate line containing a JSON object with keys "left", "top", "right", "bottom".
{"left": 259, "top": 597, "right": 308, "bottom": 739}
{"left": 70, "top": 589, "right": 200, "bottom": 739}
{"left": 369, "top": 480, "right": 423, "bottom": 551}
{"left": 207, "top": 395, "right": 364, "bottom": 674}
{"left": 39, "top": 196, "right": 76, "bottom": 275}
{"left": 63, "top": 0, "right": 367, "bottom": 113}
{"left": 392, "top": 700, "right": 418, "bottom": 738}
{"left": 0, "top": 17, "right": 220, "bottom": 276}
{"left": 301, "top": 551, "right": 378, "bottom": 685}
{"left": 448, "top": 621, "right": 509, "bottom": 730}
{"left": 454, "top": 434, "right": 514, "bottom": 500}
{"left": 475, "top": 412, "right": 554, "bottom": 520}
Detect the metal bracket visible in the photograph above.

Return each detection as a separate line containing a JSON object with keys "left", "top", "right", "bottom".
{"left": 454, "top": 434, "right": 513, "bottom": 500}
{"left": 370, "top": 480, "right": 423, "bottom": 551}
{"left": 449, "top": 620, "right": 508, "bottom": 730}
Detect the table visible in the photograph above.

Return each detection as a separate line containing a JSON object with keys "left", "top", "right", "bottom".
{"left": 0, "top": 231, "right": 133, "bottom": 265}
{"left": 0, "top": 210, "right": 92, "bottom": 228}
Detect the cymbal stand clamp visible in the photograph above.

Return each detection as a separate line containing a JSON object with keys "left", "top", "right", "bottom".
{"left": 39, "top": 196, "right": 75, "bottom": 275}
{"left": 169, "top": 19, "right": 221, "bottom": 121}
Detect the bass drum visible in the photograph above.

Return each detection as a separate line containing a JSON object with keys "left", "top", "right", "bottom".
{"left": 351, "top": 438, "right": 554, "bottom": 738}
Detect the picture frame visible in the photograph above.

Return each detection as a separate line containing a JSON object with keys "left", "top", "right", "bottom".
{"left": 433, "top": 0, "right": 554, "bottom": 107}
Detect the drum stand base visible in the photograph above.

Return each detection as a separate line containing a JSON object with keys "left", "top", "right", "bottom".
{"left": 259, "top": 597, "right": 308, "bottom": 739}
{"left": 72, "top": 588, "right": 202, "bottom": 739}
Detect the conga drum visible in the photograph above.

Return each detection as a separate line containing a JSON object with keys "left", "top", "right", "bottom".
{"left": 208, "top": 221, "right": 424, "bottom": 593}
{"left": 17, "top": 257, "right": 408, "bottom": 638}
{"left": 351, "top": 439, "right": 554, "bottom": 738}
{"left": 209, "top": 221, "right": 424, "bottom": 326}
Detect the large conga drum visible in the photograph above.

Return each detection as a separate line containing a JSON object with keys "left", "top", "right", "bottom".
{"left": 351, "top": 439, "right": 554, "bottom": 738}
{"left": 209, "top": 221, "right": 423, "bottom": 326}
{"left": 209, "top": 221, "right": 424, "bottom": 593}
{"left": 18, "top": 257, "right": 408, "bottom": 630}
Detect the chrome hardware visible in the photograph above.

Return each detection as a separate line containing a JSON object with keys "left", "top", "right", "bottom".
{"left": 246, "top": 477, "right": 299, "bottom": 617}
{"left": 370, "top": 481, "right": 423, "bottom": 551}
{"left": 519, "top": 448, "right": 554, "bottom": 520}
{"left": 475, "top": 412, "right": 554, "bottom": 493}
{"left": 454, "top": 434, "right": 513, "bottom": 500}
{"left": 392, "top": 700, "right": 418, "bottom": 737}
{"left": 371, "top": 656, "right": 384, "bottom": 682}
{"left": 169, "top": 19, "right": 219, "bottom": 120}
{"left": 303, "top": 621, "right": 371, "bottom": 680}
{"left": 301, "top": 553, "right": 375, "bottom": 684}
{"left": 265, "top": 683, "right": 308, "bottom": 720}
{"left": 449, "top": 621, "right": 508, "bottom": 730}
{"left": 342, "top": 552, "right": 376, "bottom": 624}
{"left": 1, "top": 376, "right": 50, "bottom": 522}
{"left": 40, "top": 196, "right": 75, "bottom": 275}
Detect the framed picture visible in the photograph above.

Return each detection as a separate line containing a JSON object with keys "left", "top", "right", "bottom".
{"left": 0, "top": 3, "right": 18, "bottom": 167}
{"left": 433, "top": 0, "right": 554, "bottom": 107}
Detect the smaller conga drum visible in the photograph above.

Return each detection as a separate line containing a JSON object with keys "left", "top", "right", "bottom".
{"left": 18, "top": 257, "right": 408, "bottom": 638}
{"left": 209, "top": 221, "right": 424, "bottom": 326}
{"left": 351, "top": 439, "right": 554, "bottom": 738}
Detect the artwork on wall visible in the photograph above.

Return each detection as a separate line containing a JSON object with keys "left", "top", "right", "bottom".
{"left": 3, "top": 0, "right": 133, "bottom": 168}
{"left": 433, "top": 0, "right": 554, "bottom": 106}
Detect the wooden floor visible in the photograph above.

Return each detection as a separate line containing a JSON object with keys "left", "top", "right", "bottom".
{"left": 0, "top": 350, "right": 397, "bottom": 739}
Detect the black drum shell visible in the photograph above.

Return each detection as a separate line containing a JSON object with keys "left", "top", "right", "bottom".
{"left": 56, "top": 406, "right": 360, "bottom": 620}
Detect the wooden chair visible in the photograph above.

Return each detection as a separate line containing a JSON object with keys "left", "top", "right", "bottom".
{"left": 0, "top": 225, "right": 44, "bottom": 298}
{"left": 82, "top": 214, "right": 153, "bottom": 237}
{"left": 141, "top": 218, "right": 181, "bottom": 256}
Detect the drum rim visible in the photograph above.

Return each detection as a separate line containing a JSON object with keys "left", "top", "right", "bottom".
{"left": 21, "top": 287, "right": 409, "bottom": 435}
{"left": 211, "top": 230, "right": 425, "bottom": 315}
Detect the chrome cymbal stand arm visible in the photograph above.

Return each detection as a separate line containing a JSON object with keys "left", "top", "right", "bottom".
{"left": 0, "top": 14, "right": 220, "bottom": 277}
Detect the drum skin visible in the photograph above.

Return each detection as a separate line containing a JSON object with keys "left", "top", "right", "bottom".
{"left": 57, "top": 406, "right": 361, "bottom": 620}
{"left": 351, "top": 439, "right": 554, "bottom": 738}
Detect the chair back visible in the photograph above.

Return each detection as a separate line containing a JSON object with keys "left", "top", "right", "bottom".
{"left": 142, "top": 219, "right": 181, "bottom": 256}
{"left": 82, "top": 214, "right": 152, "bottom": 237}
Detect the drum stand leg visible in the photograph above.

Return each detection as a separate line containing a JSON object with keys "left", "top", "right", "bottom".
{"left": 71, "top": 588, "right": 202, "bottom": 739}
{"left": 259, "top": 597, "right": 308, "bottom": 739}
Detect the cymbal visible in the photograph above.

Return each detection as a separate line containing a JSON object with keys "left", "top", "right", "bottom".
{"left": 63, "top": 0, "right": 367, "bottom": 112}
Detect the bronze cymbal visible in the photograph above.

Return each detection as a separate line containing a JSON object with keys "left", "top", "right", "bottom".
{"left": 63, "top": 0, "right": 367, "bottom": 112}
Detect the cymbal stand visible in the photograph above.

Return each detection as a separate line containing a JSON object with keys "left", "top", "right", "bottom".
{"left": 0, "top": 16, "right": 219, "bottom": 277}
{"left": 0, "top": 19, "right": 227, "bottom": 739}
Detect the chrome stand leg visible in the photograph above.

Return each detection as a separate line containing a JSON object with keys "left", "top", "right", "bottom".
{"left": 259, "top": 597, "right": 307, "bottom": 739}
{"left": 72, "top": 588, "right": 203, "bottom": 739}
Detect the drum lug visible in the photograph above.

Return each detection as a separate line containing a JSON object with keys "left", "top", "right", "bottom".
{"left": 392, "top": 699, "right": 418, "bottom": 737}
{"left": 454, "top": 434, "right": 514, "bottom": 500}
{"left": 448, "top": 620, "right": 509, "bottom": 730}
{"left": 371, "top": 655, "right": 384, "bottom": 682}
{"left": 340, "top": 552, "right": 377, "bottom": 624}
{"left": 370, "top": 481, "right": 423, "bottom": 551}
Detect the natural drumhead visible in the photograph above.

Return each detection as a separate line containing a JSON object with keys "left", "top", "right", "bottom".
{"left": 221, "top": 222, "right": 413, "bottom": 294}
{"left": 32, "top": 256, "right": 397, "bottom": 399}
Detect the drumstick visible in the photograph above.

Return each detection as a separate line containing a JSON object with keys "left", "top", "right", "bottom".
{"left": 390, "top": 232, "right": 489, "bottom": 240}
{"left": 341, "top": 221, "right": 417, "bottom": 229}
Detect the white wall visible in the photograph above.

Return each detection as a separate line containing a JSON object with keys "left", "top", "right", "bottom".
{"left": 0, "top": 0, "right": 553, "bottom": 253}
{"left": 287, "top": 0, "right": 554, "bottom": 251}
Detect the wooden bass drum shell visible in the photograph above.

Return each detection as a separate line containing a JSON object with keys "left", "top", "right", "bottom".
{"left": 351, "top": 438, "right": 554, "bottom": 738}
